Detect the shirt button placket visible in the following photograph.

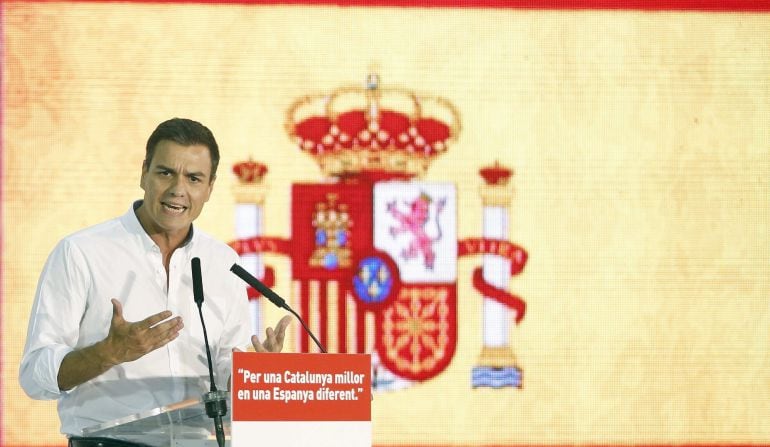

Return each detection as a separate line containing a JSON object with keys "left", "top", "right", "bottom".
{"left": 167, "top": 255, "right": 180, "bottom": 383}
{"left": 151, "top": 246, "right": 165, "bottom": 293}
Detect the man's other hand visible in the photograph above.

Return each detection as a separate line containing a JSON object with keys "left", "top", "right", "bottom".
{"left": 251, "top": 315, "right": 292, "bottom": 353}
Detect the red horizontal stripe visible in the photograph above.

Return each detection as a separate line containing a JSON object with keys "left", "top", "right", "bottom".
{"left": 6, "top": 0, "right": 770, "bottom": 11}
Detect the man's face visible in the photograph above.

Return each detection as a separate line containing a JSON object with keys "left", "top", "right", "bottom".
{"left": 138, "top": 140, "right": 215, "bottom": 238}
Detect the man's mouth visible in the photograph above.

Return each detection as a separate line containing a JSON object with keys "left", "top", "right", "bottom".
{"left": 162, "top": 202, "right": 187, "bottom": 214}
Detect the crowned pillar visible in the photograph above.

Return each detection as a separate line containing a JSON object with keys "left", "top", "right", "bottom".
{"left": 473, "top": 162, "right": 521, "bottom": 388}
{"left": 232, "top": 160, "right": 269, "bottom": 337}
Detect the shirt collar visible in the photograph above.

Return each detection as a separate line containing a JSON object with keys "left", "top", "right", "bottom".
{"left": 122, "top": 200, "right": 196, "bottom": 251}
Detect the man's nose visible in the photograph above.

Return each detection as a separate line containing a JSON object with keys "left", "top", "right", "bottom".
{"left": 168, "top": 177, "right": 186, "bottom": 196}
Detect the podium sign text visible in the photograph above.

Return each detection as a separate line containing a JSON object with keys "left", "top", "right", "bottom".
{"left": 231, "top": 352, "right": 371, "bottom": 446}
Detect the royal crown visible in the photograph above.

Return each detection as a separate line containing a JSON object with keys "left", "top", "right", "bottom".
{"left": 285, "top": 74, "right": 461, "bottom": 181}
{"left": 231, "top": 159, "right": 269, "bottom": 204}
{"left": 479, "top": 161, "right": 513, "bottom": 186}
{"left": 478, "top": 161, "right": 514, "bottom": 207}
{"left": 232, "top": 159, "right": 269, "bottom": 183}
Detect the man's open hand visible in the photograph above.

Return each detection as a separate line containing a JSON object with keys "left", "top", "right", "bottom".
{"left": 251, "top": 315, "right": 292, "bottom": 353}
{"left": 102, "top": 298, "right": 184, "bottom": 365}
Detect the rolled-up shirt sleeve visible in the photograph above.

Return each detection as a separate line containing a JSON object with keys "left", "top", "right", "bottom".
{"left": 19, "top": 239, "right": 90, "bottom": 399}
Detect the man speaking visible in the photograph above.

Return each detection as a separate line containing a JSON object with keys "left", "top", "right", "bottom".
{"left": 19, "top": 118, "right": 289, "bottom": 445}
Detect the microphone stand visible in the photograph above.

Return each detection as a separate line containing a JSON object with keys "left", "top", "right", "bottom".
{"left": 192, "top": 258, "right": 227, "bottom": 447}
{"left": 283, "top": 304, "right": 327, "bottom": 353}
{"left": 199, "top": 304, "right": 227, "bottom": 447}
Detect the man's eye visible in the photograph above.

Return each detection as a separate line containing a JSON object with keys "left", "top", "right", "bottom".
{"left": 190, "top": 176, "right": 201, "bottom": 183}
{"left": 158, "top": 171, "right": 171, "bottom": 176}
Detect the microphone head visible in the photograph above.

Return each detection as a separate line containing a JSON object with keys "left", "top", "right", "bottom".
{"left": 229, "top": 263, "right": 244, "bottom": 276}
{"left": 191, "top": 257, "right": 204, "bottom": 306}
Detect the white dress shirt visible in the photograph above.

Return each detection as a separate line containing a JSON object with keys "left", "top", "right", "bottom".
{"left": 19, "top": 202, "right": 252, "bottom": 436}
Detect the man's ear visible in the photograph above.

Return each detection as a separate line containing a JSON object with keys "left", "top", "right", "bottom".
{"left": 139, "top": 160, "right": 148, "bottom": 190}
{"left": 205, "top": 175, "right": 216, "bottom": 201}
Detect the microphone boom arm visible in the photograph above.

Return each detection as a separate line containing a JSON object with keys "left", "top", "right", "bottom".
{"left": 230, "top": 263, "right": 327, "bottom": 353}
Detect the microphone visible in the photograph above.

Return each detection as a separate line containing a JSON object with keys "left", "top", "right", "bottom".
{"left": 230, "top": 263, "right": 287, "bottom": 309}
{"left": 230, "top": 263, "right": 327, "bottom": 353}
{"left": 192, "top": 257, "right": 204, "bottom": 307}
{"left": 191, "top": 257, "right": 227, "bottom": 447}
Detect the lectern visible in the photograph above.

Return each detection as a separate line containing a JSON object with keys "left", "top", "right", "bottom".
{"left": 81, "top": 397, "right": 228, "bottom": 447}
{"left": 81, "top": 352, "right": 371, "bottom": 447}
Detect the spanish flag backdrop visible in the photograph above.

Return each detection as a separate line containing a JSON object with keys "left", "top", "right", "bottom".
{"left": 2, "top": 1, "right": 770, "bottom": 446}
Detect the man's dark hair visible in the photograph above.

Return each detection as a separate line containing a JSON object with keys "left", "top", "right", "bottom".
{"left": 144, "top": 118, "right": 220, "bottom": 180}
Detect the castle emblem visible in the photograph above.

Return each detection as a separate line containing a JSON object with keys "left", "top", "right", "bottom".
{"left": 230, "top": 75, "right": 528, "bottom": 389}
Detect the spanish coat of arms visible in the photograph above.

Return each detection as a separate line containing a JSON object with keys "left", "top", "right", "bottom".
{"left": 230, "top": 75, "right": 528, "bottom": 389}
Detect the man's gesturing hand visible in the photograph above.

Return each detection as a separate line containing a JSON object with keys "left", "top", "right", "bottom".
{"left": 102, "top": 298, "right": 184, "bottom": 366}
{"left": 251, "top": 315, "right": 292, "bottom": 353}
{"left": 57, "top": 299, "right": 184, "bottom": 391}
